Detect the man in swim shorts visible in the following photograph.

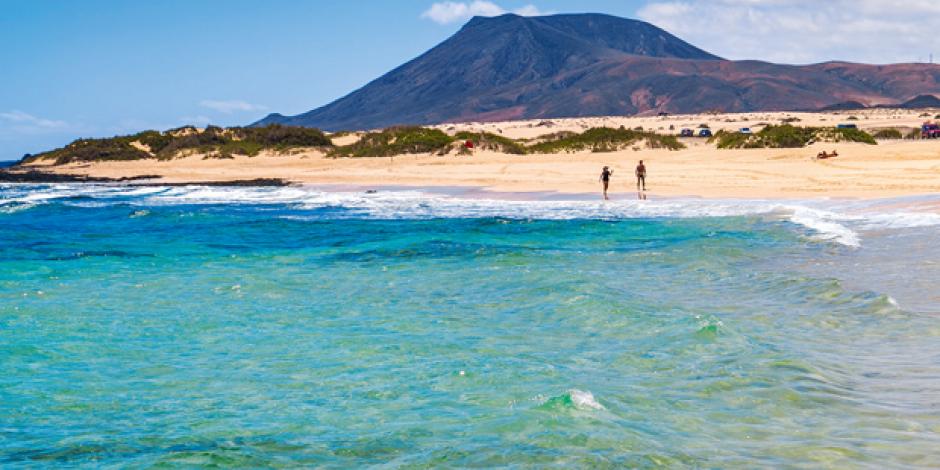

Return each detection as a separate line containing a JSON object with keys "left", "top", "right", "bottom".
{"left": 635, "top": 160, "right": 647, "bottom": 191}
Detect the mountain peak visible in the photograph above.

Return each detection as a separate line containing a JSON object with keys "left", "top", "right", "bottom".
{"left": 459, "top": 13, "right": 720, "bottom": 61}
{"left": 255, "top": 13, "right": 940, "bottom": 131}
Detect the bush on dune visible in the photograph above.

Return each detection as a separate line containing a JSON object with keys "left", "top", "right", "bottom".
{"left": 527, "top": 127, "right": 684, "bottom": 153}
{"left": 712, "top": 124, "right": 876, "bottom": 149}
{"left": 24, "top": 136, "right": 152, "bottom": 165}
{"left": 824, "top": 127, "right": 877, "bottom": 145}
{"left": 454, "top": 131, "right": 527, "bottom": 154}
{"left": 329, "top": 126, "right": 454, "bottom": 158}
{"left": 23, "top": 124, "right": 333, "bottom": 164}
{"left": 232, "top": 125, "right": 331, "bottom": 149}
{"left": 25, "top": 123, "right": 689, "bottom": 165}
{"left": 872, "top": 128, "right": 902, "bottom": 140}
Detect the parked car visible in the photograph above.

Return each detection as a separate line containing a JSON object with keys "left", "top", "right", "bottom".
{"left": 680, "top": 128, "right": 694, "bottom": 137}
{"left": 739, "top": 127, "right": 752, "bottom": 134}
{"left": 698, "top": 129, "right": 712, "bottom": 138}
{"left": 837, "top": 123, "right": 858, "bottom": 129}
{"left": 922, "top": 122, "right": 940, "bottom": 139}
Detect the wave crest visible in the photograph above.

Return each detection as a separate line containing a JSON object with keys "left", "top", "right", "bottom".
{"left": 3, "top": 183, "right": 939, "bottom": 248}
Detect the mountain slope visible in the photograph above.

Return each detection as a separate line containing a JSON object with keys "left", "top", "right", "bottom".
{"left": 257, "top": 13, "right": 940, "bottom": 130}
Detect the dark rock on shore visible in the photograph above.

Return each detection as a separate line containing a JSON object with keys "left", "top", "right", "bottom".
{"left": 0, "top": 170, "right": 160, "bottom": 183}
{"left": 0, "top": 169, "right": 290, "bottom": 187}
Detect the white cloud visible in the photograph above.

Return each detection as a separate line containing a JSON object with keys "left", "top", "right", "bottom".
{"left": 421, "top": 1, "right": 545, "bottom": 24}
{"left": 638, "top": 0, "right": 940, "bottom": 64}
{"left": 0, "top": 110, "right": 70, "bottom": 135}
{"left": 179, "top": 115, "right": 214, "bottom": 126}
{"left": 0, "top": 110, "right": 68, "bottom": 130}
{"left": 199, "top": 99, "right": 266, "bottom": 114}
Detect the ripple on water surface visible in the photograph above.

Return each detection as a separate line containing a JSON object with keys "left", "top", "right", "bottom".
{"left": 1, "top": 186, "right": 940, "bottom": 467}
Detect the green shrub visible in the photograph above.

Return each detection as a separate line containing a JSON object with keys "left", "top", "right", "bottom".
{"left": 25, "top": 135, "right": 151, "bottom": 165}
{"left": 872, "top": 128, "right": 902, "bottom": 139}
{"left": 454, "top": 131, "right": 527, "bottom": 154}
{"left": 330, "top": 126, "right": 454, "bottom": 158}
{"left": 133, "top": 130, "right": 173, "bottom": 153}
{"left": 528, "top": 127, "right": 684, "bottom": 154}
{"left": 232, "top": 124, "right": 331, "bottom": 149}
{"left": 713, "top": 124, "right": 875, "bottom": 149}
{"left": 24, "top": 124, "right": 333, "bottom": 164}
{"left": 709, "top": 130, "right": 748, "bottom": 148}
{"left": 826, "top": 127, "right": 876, "bottom": 144}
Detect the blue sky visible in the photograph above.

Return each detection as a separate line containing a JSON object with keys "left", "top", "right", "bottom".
{"left": 2, "top": 0, "right": 937, "bottom": 161}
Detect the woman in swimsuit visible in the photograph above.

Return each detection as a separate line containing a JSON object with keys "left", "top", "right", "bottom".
{"left": 599, "top": 166, "right": 613, "bottom": 200}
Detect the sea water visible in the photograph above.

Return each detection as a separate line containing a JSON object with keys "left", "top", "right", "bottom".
{"left": 2, "top": 184, "right": 940, "bottom": 468}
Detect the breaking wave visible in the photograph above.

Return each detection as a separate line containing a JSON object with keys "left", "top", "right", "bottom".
{"left": 3, "top": 183, "right": 940, "bottom": 248}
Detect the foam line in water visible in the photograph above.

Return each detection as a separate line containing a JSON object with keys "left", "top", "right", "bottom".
{"left": 3, "top": 183, "right": 939, "bottom": 248}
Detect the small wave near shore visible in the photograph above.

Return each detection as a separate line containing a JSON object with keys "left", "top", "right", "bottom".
{"left": 2, "top": 183, "right": 940, "bottom": 248}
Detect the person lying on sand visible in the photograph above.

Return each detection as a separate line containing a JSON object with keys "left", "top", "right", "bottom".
{"left": 815, "top": 150, "right": 839, "bottom": 160}
{"left": 599, "top": 166, "right": 613, "bottom": 200}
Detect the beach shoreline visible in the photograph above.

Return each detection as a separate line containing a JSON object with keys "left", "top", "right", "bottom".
{"left": 8, "top": 110, "right": 940, "bottom": 200}
{"left": 9, "top": 142, "right": 940, "bottom": 201}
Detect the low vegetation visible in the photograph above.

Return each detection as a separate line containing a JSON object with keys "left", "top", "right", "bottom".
{"left": 872, "top": 128, "right": 903, "bottom": 139}
{"left": 24, "top": 124, "right": 332, "bottom": 164}
{"left": 329, "top": 126, "right": 684, "bottom": 157}
{"left": 527, "top": 127, "right": 684, "bottom": 153}
{"left": 454, "top": 131, "right": 527, "bottom": 154}
{"left": 823, "top": 127, "right": 877, "bottom": 145}
{"left": 710, "top": 124, "right": 876, "bottom": 149}
{"left": 26, "top": 136, "right": 152, "bottom": 165}
{"left": 328, "top": 126, "right": 453, "bottom": 158}
{"left": 24, "top": 123, "right": 690, "bottom": 165}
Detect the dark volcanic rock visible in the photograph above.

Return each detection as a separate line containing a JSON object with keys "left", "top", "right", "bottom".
{"left": 819, "top": 101, "right": 868, "bottom": 111}
{"left": 0, "top": 169, "right": 290, "bottom": 186}
{"left": 256, "top": 13, "right": 940, "bottom": 130}
{"left": 0, "top": 170, "right": 159, "bottom": 183}
{"left": 898, "top": 94, "right": 940, "bottom": 109}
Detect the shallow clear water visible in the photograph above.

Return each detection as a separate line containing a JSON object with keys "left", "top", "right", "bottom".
{"left": 2, "top": 184, "right": 939, "bottom": 468}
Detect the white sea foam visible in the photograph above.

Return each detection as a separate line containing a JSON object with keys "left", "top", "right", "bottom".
{"left": 569, "top": 389, "right": 605, "bottom": 410}
{"left": 786, "top": 206, "right": 862, "bottom": 247}
{"left": 2, "top": 183, "right": 939, "bottom": 247}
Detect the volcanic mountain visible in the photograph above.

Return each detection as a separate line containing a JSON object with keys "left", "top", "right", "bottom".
{"left": 256, "top": 13, "right": 940, "bottom": 131}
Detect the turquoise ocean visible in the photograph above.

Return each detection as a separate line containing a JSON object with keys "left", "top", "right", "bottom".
{"left": 2, "top": 183, "right": 940, "bottom": 468}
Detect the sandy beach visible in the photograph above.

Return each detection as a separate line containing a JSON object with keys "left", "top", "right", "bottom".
{"left": 17, "top": 110, "right": 940, "bottom": 199}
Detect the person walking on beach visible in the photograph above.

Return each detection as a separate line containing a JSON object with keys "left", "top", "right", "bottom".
{"left": 599, "top": 166, "right": 613, "bottom": 200}
{"left": 635, "top": 160, "right": 647, "bottom": 191}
